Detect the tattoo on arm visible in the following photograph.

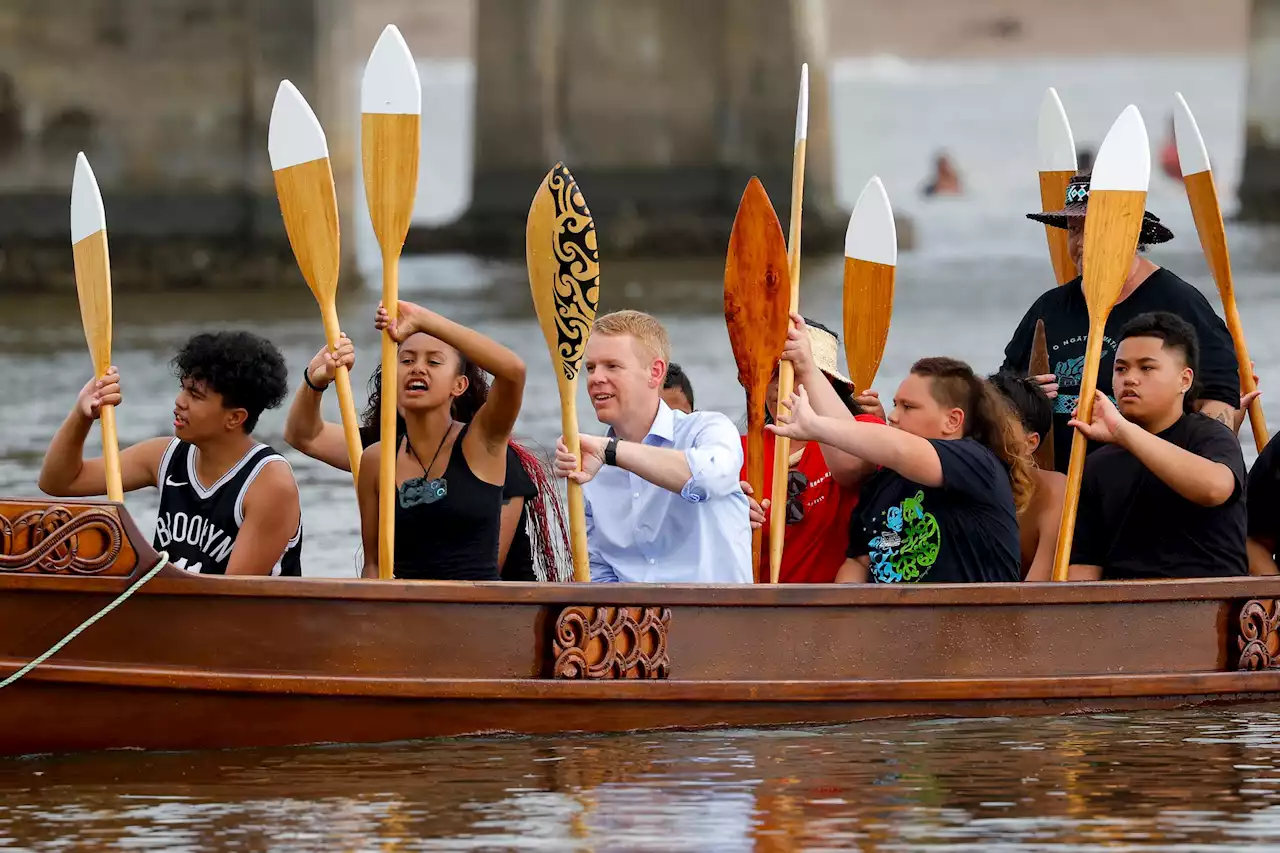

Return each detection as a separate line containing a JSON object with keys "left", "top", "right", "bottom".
{"left": 1211, "top": 409, "right": 1233, "bottom": 428}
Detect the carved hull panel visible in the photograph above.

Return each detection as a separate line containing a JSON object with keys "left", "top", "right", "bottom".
{"left": 3, "top": 499, "right": 1280, "bottom": 757}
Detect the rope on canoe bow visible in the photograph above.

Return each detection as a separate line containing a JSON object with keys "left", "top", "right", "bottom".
{"left": 0, "top": 551, "right": 170, "bottom": 690}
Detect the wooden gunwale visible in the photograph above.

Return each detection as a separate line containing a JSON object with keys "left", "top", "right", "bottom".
{"left": 6, "top": 568, "right": 1280, "bottom": 607}
{"left": 3, "top": 659, "right": 1279, "bottom": 702}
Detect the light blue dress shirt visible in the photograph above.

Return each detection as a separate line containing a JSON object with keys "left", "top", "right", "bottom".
{"left": 582, "top": 400, "right": 752, "bottom": 584}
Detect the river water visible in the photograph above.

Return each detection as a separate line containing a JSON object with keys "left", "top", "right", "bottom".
{"left": 4, "top": 54, "right": 1280, "bottom": 848}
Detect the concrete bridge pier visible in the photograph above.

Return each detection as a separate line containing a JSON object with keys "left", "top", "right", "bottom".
{"left": 1240, "top": 0, "right": 1280, "bottom": 221}
{"left": 407, "top": 0, "right": 851, "bottom": 258}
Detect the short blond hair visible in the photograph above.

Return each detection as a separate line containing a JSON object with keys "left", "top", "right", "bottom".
{"left": 591, "top": 310, "right": 670, "bottom": 365}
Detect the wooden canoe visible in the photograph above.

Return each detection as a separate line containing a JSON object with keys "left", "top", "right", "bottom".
{"left": 3, "top": 496, "right": 1280, "bottom": 757}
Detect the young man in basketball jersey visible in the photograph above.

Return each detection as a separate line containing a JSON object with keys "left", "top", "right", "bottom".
{"left": 39, "top": 331, "right": 303, "bottom": 576}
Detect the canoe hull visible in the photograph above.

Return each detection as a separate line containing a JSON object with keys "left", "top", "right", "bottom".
{"left": 3, "top": 497, "right": 1280, "bottom": 756}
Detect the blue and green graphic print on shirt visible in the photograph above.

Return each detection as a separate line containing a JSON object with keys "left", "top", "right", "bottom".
{"left": 1052, "top": 342, "right": 1117, "bottom": 417}
{"left": 867, "top": 490, "right": 941, "bottom": 583}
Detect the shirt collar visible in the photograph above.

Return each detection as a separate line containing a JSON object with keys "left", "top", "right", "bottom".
{"left": 608, "top": 398, "right": 676, "bottom": 444}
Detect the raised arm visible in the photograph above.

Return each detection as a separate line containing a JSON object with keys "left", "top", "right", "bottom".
{"left": 378, "top": 301, "right": 526, "bottom": 454}
{"left": 767, "top": 385, "right": 944, "bottom": 487}
{"left": 38, "top": 368, "right": 168, "bottom": 497}
{"left": 780, "top": 314, "right": 877, "bottom": 488}
{"left": 1070, "top": 391, "right": 1236, "bottom": 507}
{"left": 283, "top": 336, "right": 357, "bottom": 471}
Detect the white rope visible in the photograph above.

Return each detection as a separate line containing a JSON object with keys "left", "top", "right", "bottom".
{"left": 0, "top": 551, "right": 170, "bottom": 690}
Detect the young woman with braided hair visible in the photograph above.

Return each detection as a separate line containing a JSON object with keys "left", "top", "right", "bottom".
{"left": 768, "top": 356, "right": 1030, "bottom": 584}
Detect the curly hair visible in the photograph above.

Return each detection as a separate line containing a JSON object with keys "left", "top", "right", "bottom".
{"left": 911, "top": 357, "right": 1034, "bottom": 516}
{"left": 171, "top": 331, "right": 288, "bottom": 433}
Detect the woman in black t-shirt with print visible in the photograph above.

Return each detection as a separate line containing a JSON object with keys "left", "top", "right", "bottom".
{"left": 769, "top": 357, "right": 1030, "bottom": 584}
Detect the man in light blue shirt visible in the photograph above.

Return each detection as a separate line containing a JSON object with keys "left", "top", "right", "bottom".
{"left": 553, "top": 310, "right": 751, "bottom": 583}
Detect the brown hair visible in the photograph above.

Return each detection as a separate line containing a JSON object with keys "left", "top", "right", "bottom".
{"left": 910, "top": 357, "right": 1035, "bottom": 516}
{"left": 591, "top": 310, "right": 671, "bottom": 365}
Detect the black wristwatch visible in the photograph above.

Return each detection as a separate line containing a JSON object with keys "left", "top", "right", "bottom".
{"left": 604, "top": 436, "right": 620, "bottom": 466}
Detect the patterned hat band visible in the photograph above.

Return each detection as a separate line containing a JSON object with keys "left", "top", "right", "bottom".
{"left": 1065, "top": 183, "right": 1090, "bottom": 205}
{"left": 1025, "top": 172, "right": 1175, "bottom": 244}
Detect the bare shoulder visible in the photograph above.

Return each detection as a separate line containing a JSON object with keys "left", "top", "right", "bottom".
{"left": 1035, "top": 469, "right": 1067, "bottom": 516}
{"left": 245, "top": 458, "right": 300, "bottom": 511}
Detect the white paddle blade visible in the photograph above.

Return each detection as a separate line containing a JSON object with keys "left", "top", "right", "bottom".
{"left": 794, "top": 63, "right": 809, "bottom": 143}
{"left": 70, "top": 152, "right": 106, "bottom": 244}
{"left": 844, "top": 176, "right": 897, "bottom": 266}
{"left": 361, "top": 24, "right": 421, "bottom": 115}
{"left": 268, "top": 80, "right": 328, "bottom": 170}
{"left": 1037, "top": 87, "right": 1077, "bottom": 172}
{"left": 1173, "top": 92, "right": 1211, "bottom": 177}
{"left": 1090, "top": 105, "right": 1151, "bottom": 192}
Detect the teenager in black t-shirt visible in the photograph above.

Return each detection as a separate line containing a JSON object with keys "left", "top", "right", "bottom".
{"left": 1246, "top": 432, "right": 1280, "bottom": 576}
{"left": 768, "top": 357, "right": 1029, "bottom": 584}
{"left": 1067, "top": 312, "right": 1247, "bottom": 580}
{"left": 1003, "top": 172, "right": 1240, "bottom": 473}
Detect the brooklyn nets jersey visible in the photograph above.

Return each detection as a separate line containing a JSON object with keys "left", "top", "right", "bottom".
{"left": 152, "top": 439, "right": 302, "bottom": 576}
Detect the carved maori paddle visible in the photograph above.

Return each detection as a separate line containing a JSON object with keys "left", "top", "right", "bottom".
{"left": 724, "top": 177, "right": 790, "bottom": 582}
{"left": 361, "top": 25, "right": 422, "bottom": 580}
{"left": 1174, "top": 92, "right": 1268, "bottom": 453}
{"left": 1051, "top": 105, "right": 1152, "bottom": 582}
{"left": 1038, "top": 88, "right": 1079, "bottom": 286}
{"left": 768, "top": 64, "right": 809, "bottom": 585}
{"left": 268, "top": 81, "right": 364, "bottom": 488}
{"left": 527, "top": 163, "right": 601, "bottom": 583}
{"left": 842, "top": 176, "right": 897, "bottom": 396}
{"left": 1028, "top": 319, "right": 1055, "bottom": 471}
{"left": 70, "top": 154, "right": 122, "bottom": 503}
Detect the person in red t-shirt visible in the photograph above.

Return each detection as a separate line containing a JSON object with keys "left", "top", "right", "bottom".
{"left": 739, "top": 314, "right": 884, "bottom": 583}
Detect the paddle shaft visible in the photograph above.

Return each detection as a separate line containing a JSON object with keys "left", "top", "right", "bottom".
{"left": 559, "top": 375, "right": 590, "bottom": 582}
{"left": 72, "top": 232, "right": 123, "bottom": 504}
{"left": 311, "top": 301, "right": 363, "bottom": 488}
{"left": 746, "top": 404, "right": 765, "bottom": 582}
{"left": 379, "top": 252, "right": 399, "bottom": 580}
{"left": 1051, "top": 322, "right": 1104, "bottom": 581}
{"left": 1183, "top": 170, "right": 1267, "bottom": 453}
{"left": 768, "top": 138, "right": 806, "bottom": 584}
{"left": 1039, "top": 170, "right": 1078, "bottom": 285}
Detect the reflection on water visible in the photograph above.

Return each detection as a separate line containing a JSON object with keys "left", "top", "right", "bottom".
{"left": 5, "top": 709, "right": 1280, "bottom": 850}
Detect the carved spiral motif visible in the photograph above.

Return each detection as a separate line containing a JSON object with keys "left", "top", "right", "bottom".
{"left": 0, "top": 506, "right": 124, "bottom": 574}
{"left": 552, "top": 606, "right": 671, "bottom": 679}
{"left": 548, "top": 164, "right": 600, "bottom": 381}
{"left": 1238, "top": 599, "right": 1280, "bottom": 670}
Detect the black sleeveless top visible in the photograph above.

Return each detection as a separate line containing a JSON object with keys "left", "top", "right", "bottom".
{"left": 393, "top": 423, "right": 503, "bottom": 581}
{"left": 152, "top": 439, "right": 303, "bottom": 576}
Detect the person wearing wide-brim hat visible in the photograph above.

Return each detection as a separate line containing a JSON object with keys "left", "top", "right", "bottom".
{"left": 1000, "top": 170, "right": 1241, "bottom": 474}
{"left": 738, "top": 314, "right": 885, "bottom": 584}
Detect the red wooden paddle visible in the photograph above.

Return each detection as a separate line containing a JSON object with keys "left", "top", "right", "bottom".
{"left": 724, "top": 178, "right": 791, "bottom": 582}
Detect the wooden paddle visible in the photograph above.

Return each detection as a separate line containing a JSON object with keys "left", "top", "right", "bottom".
{"left": 767, "top": 63, "right": 808, "bottom": 585}
{"left": 1174, "top": 92, "right": 1268, "bottom": 453}
{"left": 1038, "top": 88, "right": 1079, "bottom": 285}
{"left": 1028, "top": 319, "right": 1055, "bottom": 470}
{"left": 70, "top": 153, "right": 122, "bottom": 503}
{"left": 527, "top": 163, "right": 601, "bottom": 583}
{"left": 361, "top": 24, "right": 421, "bottom": 581}
{"left": 842, "top": 176, "right": 897, "bottom": 395}
{"left": 1051, "top": 105, "right": 1152, "bottom": 582}
{"left": 724, "top": 177, "right": 791, "bottom": 583}
{"left": 268, "top": 80, "right": 364, "bottom": 488}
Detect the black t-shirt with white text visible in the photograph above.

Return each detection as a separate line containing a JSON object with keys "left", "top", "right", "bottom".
{"left": 1070, "top": 413, "right": 1247, "bottom": 579}
{"left": 1002, "top": 268, "right": 1240, "bottom": 473}
{"left": 1247, "top": 430, "right": 1280, "bottom": 560}
{"left": 847, "top": 438, "right": 1021, "bottom": 583}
